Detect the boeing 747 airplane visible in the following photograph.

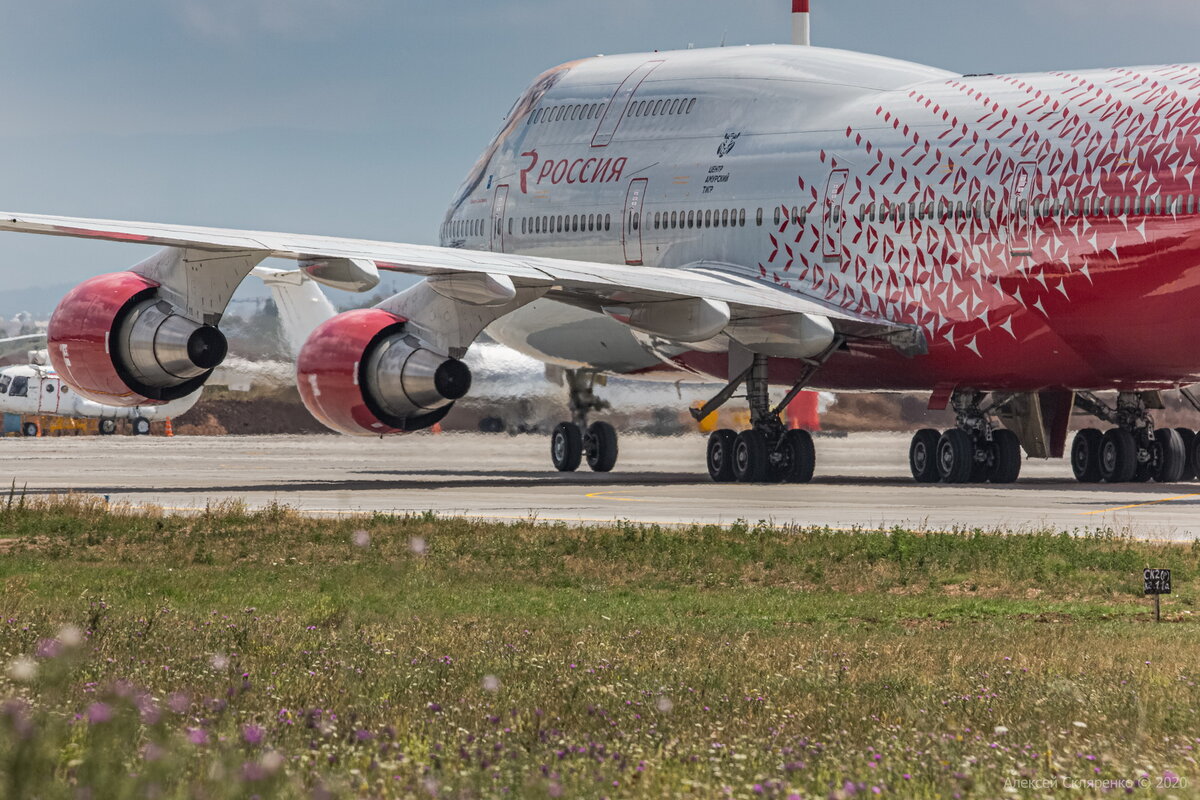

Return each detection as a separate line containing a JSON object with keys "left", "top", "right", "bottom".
{"left": 2, "top": 2, "right": 1198, "bottom": 484}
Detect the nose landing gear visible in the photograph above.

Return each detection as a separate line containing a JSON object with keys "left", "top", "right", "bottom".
{"left": 549, "top": 370, "right": 618, "bottom": 473}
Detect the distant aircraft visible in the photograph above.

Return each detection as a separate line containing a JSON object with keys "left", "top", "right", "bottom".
{"left": 3, "top": 2, "right": 1199, "bottom": 484}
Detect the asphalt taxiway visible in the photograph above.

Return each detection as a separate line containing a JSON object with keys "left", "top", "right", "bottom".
{"left": 2, "top": 432, "right": 1197, "bottom": 538}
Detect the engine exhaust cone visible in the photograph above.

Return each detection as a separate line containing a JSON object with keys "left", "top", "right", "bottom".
{"left": 434, "top": 359, "right": 472, "bottom": 400}
{"left": 186, "top": 325, "right": 228, "bottom": 370}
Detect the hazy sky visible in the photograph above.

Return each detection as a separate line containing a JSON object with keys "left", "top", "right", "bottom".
{"left": 0, "top": 0, "right": 1197, "bottom": 300}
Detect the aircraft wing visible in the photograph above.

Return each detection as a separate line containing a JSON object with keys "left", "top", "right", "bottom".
{"left": 0, "top": 333, "right": 46, "bottom": 359}
{"left": 0, "top": 211, "right": 920, "bottom": 349}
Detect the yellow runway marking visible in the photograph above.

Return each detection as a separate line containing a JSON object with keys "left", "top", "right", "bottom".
{"left": 584, "top": 490, "right": 652, "bottom": 503}
{"left": 1083, "top": 493, "right": 1200, "bottom": 515}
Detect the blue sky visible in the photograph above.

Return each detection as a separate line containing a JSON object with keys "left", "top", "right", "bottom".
{"left": 0, "top": 0, "right": 1197, "bottom": 304}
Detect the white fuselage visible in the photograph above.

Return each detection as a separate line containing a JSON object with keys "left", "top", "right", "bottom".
{"left": 439, "top": 44, "right": 1200, "bottom": 392}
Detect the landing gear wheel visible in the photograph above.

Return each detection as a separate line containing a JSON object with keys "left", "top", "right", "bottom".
{"left": 550, "top": 422, "right": 582, "bottom": 472}
{"left": 132, "top": 417, "right": 151, "bottom": 436}
{"left": 909, "top": 428, "right": 941, "bottom": 483}
{"left": 707, "top": 429, "right": 737, "bottom": 483}
{"left": 1099, "top": 428, "right": 1137, "bottom": 483}
{"left": 21, "top": 421, "right": 39, "bottom": 437}
{"left": 1150, "top": 428, "right": 1187, "bottom": 483}
{"left": 732, "top": 429, "right": 769, "bottom": 483}
{"left": 585, "top": 421, "right": 618, "bottom": 473}
{"left": 1071, "top": 429, "right": 1104, "bottom": 483}
{"left": 1174, "top": 428, "right": 1197, "bottom": 481}
{"left": 98, "top": 418, "right": 117, "bottom": 436}
{"left": 779, "top": 429, "right": 816, "bottom": 484}
{"left": 987, "top": 429, "right": 1023, "bottom": 484}
{"left": 936, "top": 429, "right": 975, "bottom": 484}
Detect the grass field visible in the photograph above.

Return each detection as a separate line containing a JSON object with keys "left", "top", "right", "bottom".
{"left": 1, "top": 497, "right": 1199, "bottom": 798}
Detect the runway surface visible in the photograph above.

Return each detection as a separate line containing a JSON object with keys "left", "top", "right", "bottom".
{"left": 2, "top": 431, "right": 1198, "bottom": 538}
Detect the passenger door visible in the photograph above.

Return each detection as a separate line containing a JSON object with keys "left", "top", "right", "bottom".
{"left": 622, "top": 178, "right": 648, "bottom": 266}
{"left": 490, "top": 184, "right": 509, "bottom": 252}
{"left": 821, "top": 169, "right": 849, "bottom": 261}
{"left": 1008, "top": 162, "right": 1036, "bottom": 258}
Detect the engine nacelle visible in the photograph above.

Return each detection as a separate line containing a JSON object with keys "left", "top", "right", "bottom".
{"left": 296, "top": 309, "right": 471, "bottom": 436}
{"left": 47, "top": 272, "right": 228, "bottom": 406}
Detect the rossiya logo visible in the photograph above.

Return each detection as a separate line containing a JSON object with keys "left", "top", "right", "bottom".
{"left": 519, "top": 150, "right": 629, "bottom": 194}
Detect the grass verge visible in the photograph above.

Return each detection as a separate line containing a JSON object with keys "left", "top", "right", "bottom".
{"left": 1, "top": 496, "right": 1198, "bottom": 798}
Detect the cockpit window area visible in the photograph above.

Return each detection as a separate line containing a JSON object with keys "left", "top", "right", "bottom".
{"left": 8, "top": 376, "right": 28, "bottom": 397}
{"left": 0, "top": 375, "right": 11, "bottom": 394}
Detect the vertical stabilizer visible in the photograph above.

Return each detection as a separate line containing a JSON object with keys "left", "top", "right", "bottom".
{"left": 792, "top": 0, "right": 810, "bottom": 46}
{"left": 251, "top": 267, "right": 338, "bottom": 359}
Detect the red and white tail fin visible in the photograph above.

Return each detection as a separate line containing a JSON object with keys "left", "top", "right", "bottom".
{"left": 792, "top": 0, "right": 810, "bottom": 46}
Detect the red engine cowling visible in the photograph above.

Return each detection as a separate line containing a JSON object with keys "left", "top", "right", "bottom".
{"left": 47, "top": 272, "right": 228, "bottom": 406}
{"left": 296, "top": 309, "right": 472, "bottom": 436}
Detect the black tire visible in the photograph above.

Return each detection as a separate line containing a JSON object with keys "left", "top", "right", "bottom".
{"left": 1151, "top": 428, "right": 1187, "bottom": 483}
{"left": 707, "top": 429, "right": 737, "bottom": 483}
{"left": 132, "top": 417, "right": 151, "bottom": 436}
{"left": 1174, "top": 428, "right": 1197, "bottom": 481}
{"left": 909, "top": 428, "right": 941, "bottom": 483}
{"left": 988, "top": 429, "right": 1023, "bottom": 484}
{"left": 1099, "top": 428, "right": 1137, "bottom": 483}
{"left": 550, "top": 422, "right": 583, "bottom": 472}
{"left": 585, "top": 421, "right": 618, "bottom": 473}
{"left": 936, "top": 429, "right": 974, "bottom": 484}
{"left": 21, "top": 421, "right": 39, "bottom": 437}
{"left": 780, "top": 429, "right": 816, "bottom": 484}
{"left": 98, "top": 418, "right": 117, "bottom": 436}
{"left": 732, "top": 430, "right": 769, "bottom": 483}
{"left": 1071, "top": 429, "right": 1103, "bottom": 483}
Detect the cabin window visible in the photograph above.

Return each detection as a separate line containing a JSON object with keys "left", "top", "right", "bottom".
{"left": 721, "top": 208, "right": 730, "bottom": 227}
{"left": 521, "top": 218, "right": 527, "bottom": 234}
{"left": 508, "top": 218, "right": 513, "bottom": 235}
{"left": 1189, "top": 196, "right": 1197, "bottom": 215}
{"left": 45, "top": 383, "right": 54, "bottom": 393}
{"left": 604, "top": 213, "right": 611, "bottom": 231}
{"left": 686, "top": 98, "right": 697, "bottom": 113}
{"left": 653, "top": 99, "right": 664, "bottom": 116}
{"left": 756, "top": 208, "right": 763, "bottom": 226}
{"left": 773, "top": 206, "right": 781, "bottom": 226}
{"left": 667, "top": 211, "right": 675, "bottom": 228}
{"left": 739, "top": 208, "right": 746, "bottom": 227}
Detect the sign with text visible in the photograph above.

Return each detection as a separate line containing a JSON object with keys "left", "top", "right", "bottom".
{"left": 1144, "top": 569, "right": 1172, "bottom": 595}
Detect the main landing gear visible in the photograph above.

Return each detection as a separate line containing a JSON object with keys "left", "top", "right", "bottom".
{"left": 694, "top": 354, "right": 820, "bottom": 484}
{"left": 1070, "top": 392, "right": 1191, "bottom": 484}
{"left": 908, "top": 391, "right": 1022, "bottom": 484}
{"left": 549, "top": 370, "right": 618, "bottom": 473}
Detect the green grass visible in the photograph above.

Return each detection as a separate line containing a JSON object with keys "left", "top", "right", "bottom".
{"left": 1, "top": 497, "right": 1199, "bottom": 798}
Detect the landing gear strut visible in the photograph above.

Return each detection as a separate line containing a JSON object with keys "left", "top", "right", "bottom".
{"left": 908, "top": 391, "right": 1022, "bottom": 484}
{"left": 549, "top": 370, "right": 618, "bottom": 473}
{"left": 693, "top": 353, "right": 821, "bottom": 484}
{"left": 1070, "top": 392, "right": 1188, "bottom": 484}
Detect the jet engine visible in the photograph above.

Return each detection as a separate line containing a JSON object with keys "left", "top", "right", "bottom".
{"left": 47, "top": 272, "right": 228, "bottom": 406}
{"left": 295, "top": 308, "right": 471, "bottom": 435}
